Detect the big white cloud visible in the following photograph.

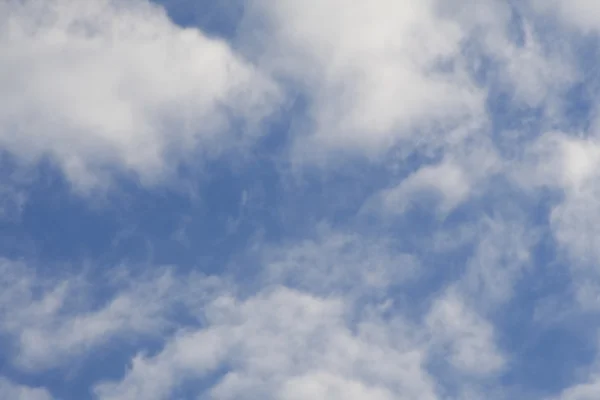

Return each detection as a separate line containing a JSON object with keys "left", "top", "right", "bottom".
{"left": 243, "top": 0, "right": 485, "bottom": 162}
{"left": 0, "top": 0, "right": 279, "bottom": 190}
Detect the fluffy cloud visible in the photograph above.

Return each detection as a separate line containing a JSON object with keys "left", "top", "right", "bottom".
{"left": 0, "top": 0, "right": 279, "bottom": 191}
{"left": 94, "top": 286, "right": 439, "bottom": 400}
{"left": 92, "top": 277, "right": 510, "bottom": 400}
{"left": 237, "top": 0, "right": 573, "bottom": 169}
{"left": 243, "top": 0, "right": 485, "bottom": 162}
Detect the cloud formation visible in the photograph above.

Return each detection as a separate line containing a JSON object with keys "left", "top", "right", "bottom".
{"left": 0, "top": 0, "right": 278, "bottom": 190}
{"left": 2, "top": 0, "right": 600, "bottom": 399}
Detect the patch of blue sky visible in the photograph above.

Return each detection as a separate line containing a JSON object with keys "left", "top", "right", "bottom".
{"left": 151, "top": 0, "right": 244, "bottom": 38}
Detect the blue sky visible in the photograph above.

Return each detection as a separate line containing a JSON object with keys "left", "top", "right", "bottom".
{"left": 2, "top": 0, "right": 600, "bottom": 399}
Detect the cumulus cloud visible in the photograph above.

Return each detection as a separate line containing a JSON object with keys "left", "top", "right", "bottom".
{"left": 243, "top": 0, "right": 485, "bottom": 162}
{"left": 0, "top": 0, "right": 279, "bottom": 191}
{"left": 234, "top": 0, "right": 573, "bottom": 172}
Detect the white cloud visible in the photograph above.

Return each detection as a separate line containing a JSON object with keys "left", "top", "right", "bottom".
{"left": 0, "top": 259, "right": 224, "bottom": 371}
{"left": 533, "top": 137, "right": 600, "bottom": 277}
{"left": 513, "top": 132, "right": 600, "bottom": 307}
{"left": 426, "top": 289, "right": 506, "bottom": 377}
{"left": 89, "top": 220, "right": 518, "bottom": 400}
{"left": 0, "top": 221, "right": 522, "bottom": 400}
{"left": 0, "top": 0, "right": 279, "bottom": 191}
{"left": 0, "top": 378, "right": 52, "bottom": 400}
{"left": 262, "top": 224, "right": 419, "bottom": 296}
{"left": 243, "top": 0, "right": 486, "bottom": 163}
{"left": 460, "top": 217, "right": 537, "bottom": 307}
{"left": 377, "top": 160, "right": 472, "bottom": 216}
{"left": 532, "top": 0, "right": 600, "bottom": 33}
{"left": 551, "top": 188, "right": 600, "bottom": 268}
{"left": 552, "top": 348, "right": 600, "bottom": 400}
{"left": 278, "top": 372, "right": 394, "bottom": 400}
{"left": 360, "top": 133, "right": 502, "bottom": 222}
{"left": 489, "top": 17, "right": 574, "bottom": 110}
{"left": 95, "top": 286, "right": 439, "bottom": 400}
{"left": 238, "top": 0, "right": 573, "bottom": 173}
{"left": 556, "top": 378, "right": 600, "bottom": 400}
{"left": 516, "top": 133, "right": 600, "bottom": 193}
{"left": 1, "top": 1, "right": 599, "bottom": 399}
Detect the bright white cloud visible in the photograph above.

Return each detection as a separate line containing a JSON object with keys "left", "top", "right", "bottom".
{"left": 0, "top": 0, "right": 279, "bottom": 191}
{"left": 517, "top": 133, "right": 600, "bottom": 192}
{"left": 243, "top": 0, "right": 486, "bottom": 162}
{"left": 238, "top": 0, "right": 572, "bottom": 170}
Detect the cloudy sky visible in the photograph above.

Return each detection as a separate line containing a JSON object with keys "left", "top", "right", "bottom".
{"left": 2, "top": 0, "right": 600, "bottom": 399}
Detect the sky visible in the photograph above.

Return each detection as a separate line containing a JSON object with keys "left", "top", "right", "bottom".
{"left": 2, "top": 0, "right": 600, "bottom": 399}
